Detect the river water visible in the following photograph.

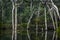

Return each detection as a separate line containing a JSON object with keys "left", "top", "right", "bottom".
{"left": 1, "top": 30, "right": 60, "bottom": 40}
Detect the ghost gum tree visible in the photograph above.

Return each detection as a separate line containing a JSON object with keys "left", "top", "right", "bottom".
{"left": 11, "top": 0, "right": 23, "bottom": 40}
{"left": 11, "top": 0, "right": 18, "bottom": 40}
{"left": 47, "top": 0, "right": 60, "bottom": 30}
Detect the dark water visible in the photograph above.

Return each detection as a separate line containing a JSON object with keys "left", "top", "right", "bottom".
{"left": 0, "top": 31, "right": 60, "bottom": 40}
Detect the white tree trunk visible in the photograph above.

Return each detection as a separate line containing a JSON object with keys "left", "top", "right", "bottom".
{"left": 51, "top": 0, "right": 60, "bottom": 19}
{"left": 15, "top": 6, "right": 17, "bottom": 40}
{"left": 44, "top": 7, "right": 47, "bottom": 40}
{"left": 53, "top": 11, "right": 58, "bottom": 30}
{"left": 53, "top": 11, "right": 58, "bottom": 40}
{"left": 49, "top": 11, "right": 55, "bottom": 30}
{"left": 47, "top": 5, "right": 55, "bottom": 30}
{"left": 27, "top": 1, "right": 33, "bottom": 40}
{"left": 44, "top": 7, "right": 47, "bottom": 31}
{"left": 12, "top": 2, "right": 15, "bottom": 40}
{"left": 11, "top": 0, "right": 17, "bottom": 40}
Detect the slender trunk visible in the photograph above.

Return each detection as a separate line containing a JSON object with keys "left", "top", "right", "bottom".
{"left": 51, "top": 0, "right": 60, "bottom": 19}
{"left": 44, "top": 7, "right": 47, "bottom": 40}
{"left": 12, "top": 2, "right": 15, "bottom": 40}
{"left": 55, "top": 32, "right": 58, "bottom": 40}
{"left": 11, "top": 0, "right": 17, "bottom": 40}
{"left": 27, "top": 1, "right": 33, "bottom": 40}
{"left": 45, "top": 31, "right": 47, "bottom": 40}
{"left": 49, "top": 11, "right": 55, "bottom": 30}
{"left": 54, "top": 11, "right": 58, "bottom": 40}
{"left": 54, "top": 11, "right": 58, "bottom": 29}
{"left": 27, "top": 13, "right": 33, "bottom": 40}
{"left": 36, "top": 23, "right": 38, "bottom": 38}
{"left": 15, "top": 4, "right": 17, "bottom": 40}
{"left": 47, "top": 5, "right": 55, "bottom": 30}
{"left": 44, "top": 7, "right": 47, "bottom": 31}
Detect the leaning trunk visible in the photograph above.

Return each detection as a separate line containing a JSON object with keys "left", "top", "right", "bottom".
{"left": 27, "top": 1, "right": 33, "bottom": 40}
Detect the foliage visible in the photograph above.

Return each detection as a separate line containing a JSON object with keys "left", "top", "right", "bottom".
{"left": 0, "top": 0, "right": 60, "bottom": 40}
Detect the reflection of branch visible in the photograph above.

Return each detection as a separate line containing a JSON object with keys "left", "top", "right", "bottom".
{"left": 52, "top": 31, "right": 55, "bottom": 40}
{"left": 55, "top": 32, "right": 58, "bottom": 40}
{"left": 42, "top": 32, "right": 44, "bottom": 39}
{"left": 45, "top": 31, "right": 47, "bottom": 40}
